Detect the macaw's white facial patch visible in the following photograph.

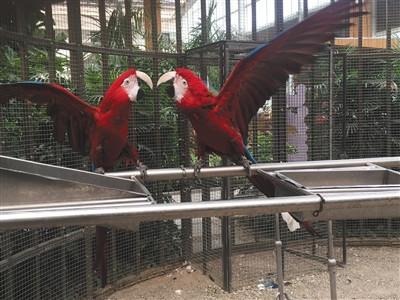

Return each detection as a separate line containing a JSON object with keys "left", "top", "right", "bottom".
{"left": 174, "top": 75, "right": 188, "bottom": 102}
{"left": 121, "top": 74, "right": 140, "bottom": 102}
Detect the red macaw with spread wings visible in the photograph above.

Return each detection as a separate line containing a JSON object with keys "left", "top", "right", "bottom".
{"left": 157, "top": 0, "right": 364, "bottom": 233}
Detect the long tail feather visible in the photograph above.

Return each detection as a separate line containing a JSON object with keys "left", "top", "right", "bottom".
{"left": 244, "top": 146, "right": 318, "bottom": 236}
{"left": 281, "top": 212, "right": 300, "bottom": 232}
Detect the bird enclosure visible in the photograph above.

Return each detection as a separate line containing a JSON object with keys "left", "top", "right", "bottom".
{"left": 0, "top": 0, "right": 399, "bottom": 299}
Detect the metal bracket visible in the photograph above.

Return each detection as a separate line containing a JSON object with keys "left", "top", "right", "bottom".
{"left": 313, "top": 193, "right": 326, "bottom": 217}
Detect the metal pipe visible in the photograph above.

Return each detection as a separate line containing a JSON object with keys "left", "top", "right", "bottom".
{"left": 385, "top": 0, "right": 393, "bottom": 157}
{"left": 309, "top": 187, "right": 400, "bottom": 193}
{"left": 275, "top": 214, "right": 281, "bottom": 241}
{"left": 1, "top": 198, "right": 151, "bottom": 211}
{"left": 303, "top": 0, "right": 308, "bottom": 19}
{"left": 329, "top": 43, "right": 334, "bottom": 160}
{"left": 124, "top": 0, "right": 134, "bottom": 67}
{"left": 106, "top": 157, "right": 400, "bottom": 181}
{"left": 44, "top": 2, "right": 56, "bottom": 82}
{"left": 4, "top": 200, "right": 152, "bottom": 213}
{"left": 225, "top": 0, "right": 231, "bottom": 40}
{"left": 251, "top": 0, "right": 257, "bottom": 41}
{"left": 1, "top": 191, "right": 398, "bottom": 229}
{"left": 175, "top": 0, "right": 182, "bottom": 54}
{"left": 200, "top": 0, "right": 207, "bottom": 45}
{"left": 272, "top": 0, "right": 287, "bottom": 163}
{"left": 342, "top": 221, "right": 347, "bottom": 265}
{"left": 275, "top": 241, "right": 287, "bottom": 300}
{"left": 67, "top": 0, "right": 85, "bottom": 97}
{"left": 341, "top": 53, "right": 348, "bottom": 157}
{"left": 357, "top": 0, "right": 364, "bottom": 158}
{"left": 222, "top": 216, "right": 232, "bottom": 292}
{"left": 327, "top": 220, "right": 338, "bottom": 300}
{"left": 274, "top": 213, "right": 286, "bottom": 283}
{"left": 99, "top": 0, "right": 110, "bottom": 91}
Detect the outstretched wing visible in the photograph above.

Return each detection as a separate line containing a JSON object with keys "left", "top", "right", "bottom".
{"left": 0, "top": 82, "right": 97, "bottom": 155}
{"left": 215, "top": 0, "right": 362, "bottom": 141}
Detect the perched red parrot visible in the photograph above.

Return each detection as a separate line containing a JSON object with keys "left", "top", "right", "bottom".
{"left": 0, "top": 68, "right": 153, "bottom": 172}
{"left": 0, "top": 68, "right": 153, "bottom": 286}
{"left": 157, "top": 0, "right": 363, "bottom": 233}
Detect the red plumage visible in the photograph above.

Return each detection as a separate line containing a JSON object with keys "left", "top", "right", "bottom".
{"left": 0, "top": 68, "right": 145, "bottom": 171}
{"left": 171, "top": 0, "right": 363, "bottom": 164}
{"left": 160, "top": 0, "right": 364, "bottom": 235}
{"left": 0, "top": 68, "right": 152, "bottom": 286}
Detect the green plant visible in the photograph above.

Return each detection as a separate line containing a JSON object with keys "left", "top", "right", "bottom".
{"left": 88, "top": 4, "right": 144, "bottom": 49}
{"left": 184, "top": 0, "right": 225, "bottom": 50}
{"left": 303, "top": 46, "right": 400, "bottom": 160}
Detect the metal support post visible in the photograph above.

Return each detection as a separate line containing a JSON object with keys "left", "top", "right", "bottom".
{"left": 220, "top": 41, "right": 234, "bottom": 289}
{"left": 303, "top": 0, "right": 308, "bottom": 18}
{"left": 275, "top": 214, "right": 281, "bottom": 244}
{"left": 329, "top": 44, "right": 334, "bottom": 160}
{"left": 342, "top": 220, "right": 347, "bottom": 264}
{"left": 251, "top": 0, "right": 257, "bottom": 41}
{"left": 275, "top": 213, "right": 285, "bottom": 277}
{"left": 222, "top": 216, "right": 232, "bottom": 292}
{"left": 385, "top": 0, "right": 393, "bottom": 157}
{"left": 341, "top": 54, "right": 348, "bottom": 158}
{"left": 327, "top": 220, "right": 337, "bottom": 300}
{"left": 275, "top": 214, "right": 289, "bottom": 300}
{"left": 275, "top": 241, "right": 290, "bottom": 300}
{"left": 272, "top": 0, "right": 287, "bottom": 163}
{"left": 225, "top": 0, "right": 231, "bottom": 40}
{"left": 99, "top": 0, "right": 110, "bottom": 92}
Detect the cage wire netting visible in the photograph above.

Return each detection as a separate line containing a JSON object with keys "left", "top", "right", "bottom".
{"left": 0, "top": 0, "right": 399, "bottom": 299}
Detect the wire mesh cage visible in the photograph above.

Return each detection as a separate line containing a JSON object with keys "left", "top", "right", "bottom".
{"left": 0, "top": 0, "right": 399, "bottom": 298}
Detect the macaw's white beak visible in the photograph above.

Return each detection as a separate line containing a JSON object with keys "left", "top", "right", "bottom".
{"left": 157, "top": 71, "right": 176, "bottom": 87}
{"left": 136, "top": 70, "right": 153, "bottom": 90}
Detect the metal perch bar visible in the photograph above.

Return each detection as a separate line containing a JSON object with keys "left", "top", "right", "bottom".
{"left": 106, "top": 157, "right": 400, "bottom": 181}
{"left": 1, "top": 191, "right": 399, "bottom": 229}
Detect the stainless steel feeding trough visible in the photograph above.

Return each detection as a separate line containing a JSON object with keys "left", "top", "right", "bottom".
{"left": 257, "top": 164, "right": 400, "bottom": 221}
{"left": 0, "top": 155, "right": 154, "bottom": 230}
{"left": 1, "top": 155, "right": 399, "bottom": 229}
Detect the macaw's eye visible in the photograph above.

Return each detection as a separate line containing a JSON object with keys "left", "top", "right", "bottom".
{"left": 182, "top": 80, "right": 187, "bottom": 86}
{"left": 124, "top": 79, "right": 130, "bottom": 85}
{"left": 167, "top": 85, "right": 175, "bottom": 97}
{"left": 137, "top": 88, "right": 144, "bottom": 101}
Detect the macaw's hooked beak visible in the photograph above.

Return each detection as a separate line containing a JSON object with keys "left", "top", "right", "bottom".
{"left": 157, "top": 71, "right": 176, "bottom": 86}
{"left": 134, "top": 71, "right": 153, "bottom": 102}
{"left": 136, "top": 70, "right": 153, "bottom": 90}
{"left": 157, "top": 71, "right": 176, "bottom": 87}
{"left": 157, "top": 71, "right": 176, "bottom": 98}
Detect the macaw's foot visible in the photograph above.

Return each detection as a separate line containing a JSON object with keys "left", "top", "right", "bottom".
{"left": 94, "top": 167, "right": 105, "bottom": 174}
{"left": 193, "top": 158, "right": 204, "bottom": 179}
{"left": 239, "top": 156, "right": 252, "bottom": 176}
{"left": 136, "top": 161, "right": 148, "bottom": 181}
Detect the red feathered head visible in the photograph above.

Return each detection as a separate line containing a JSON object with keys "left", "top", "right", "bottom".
{"left": 104, "top": 69, "right": 137, "bottom": 100}
{"left": 157, "top": 68, "right": 212, "bottom": 104}
{"left": 176, "top": 68, "right": 209, "bottom": 97}
{"left": 101, "top": 69, "right": 153, "bottom": 108}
